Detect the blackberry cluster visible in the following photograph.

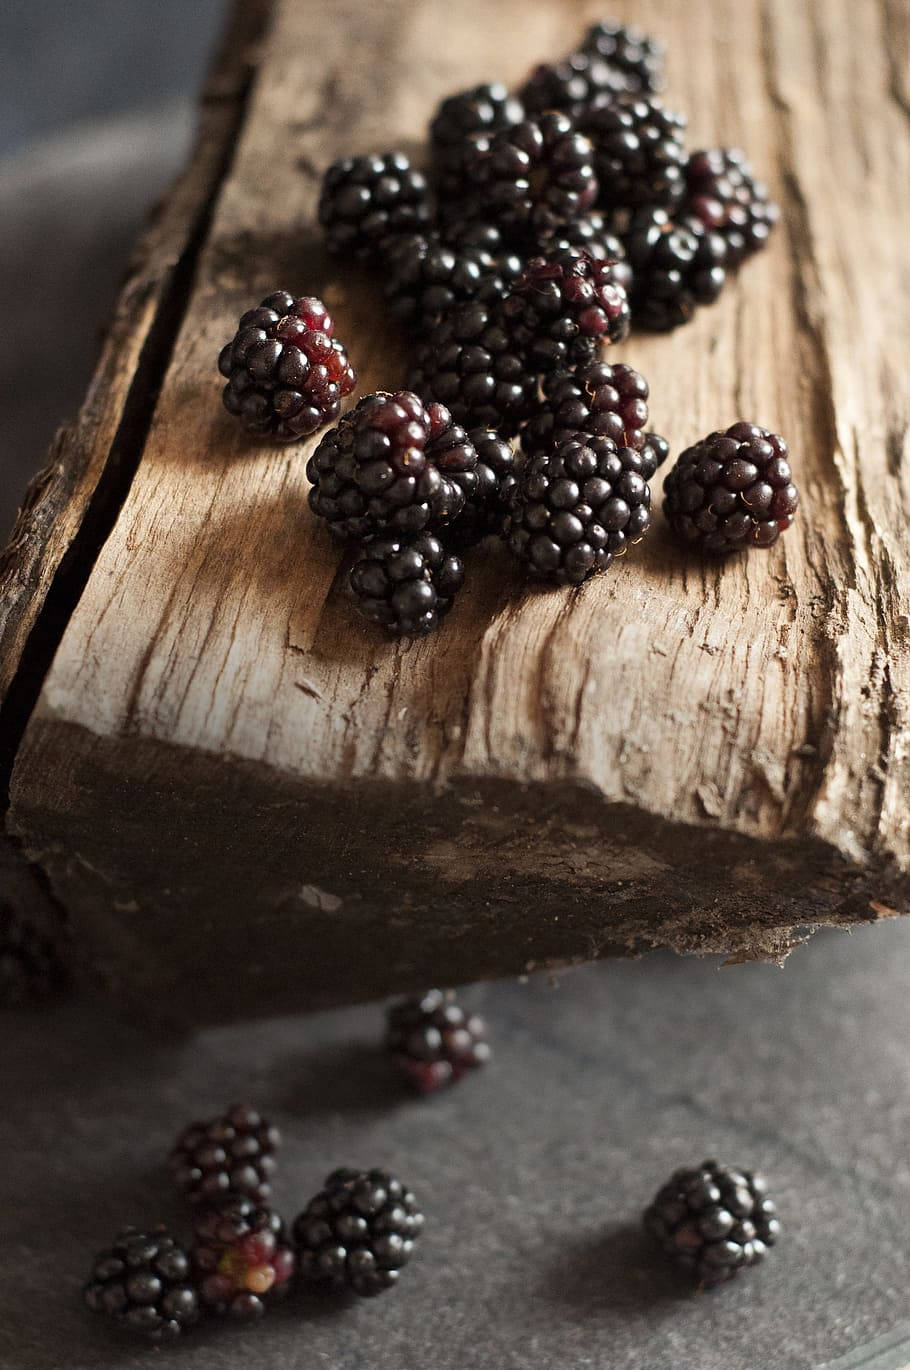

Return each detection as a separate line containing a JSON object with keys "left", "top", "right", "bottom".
{"left": 519, "top": 52, "right": 630, "bottom": 120}
{"left": 349, "top": 533, "right": 465, "bottom": 637}
{"left": 84, "top": 1228, "right": 200, "bottom": 1341}
{"left": 192, "top": 1198, "right": 295, "bottom": 1320}
{"left": 318, "top": 153, "right": 430, "bottom": 260}
{"left": 624, "top": 207, "right": 727, "bottom": 331}
{"left": 663, "top": 422, "right": 798, "bottom": 553}
{"left": 501, "top": 247, "right": 631, "bottom": 375}
{"left": 581, "top": 18, "right": 666, "bottom": 93}
{"left": 533, "top": 212, "right": 630, "bottom": 273}
{"left": 522, "top": 360, "right": 650, "bottom": 455}
{"left": 386, "top": 989, "right": 491, "bottom": 1092}
{"left": 644, "top": 1160, "right": 781, "bottom": 1287}
{"left": 581, "top": 96, "right": 686, "bottom": 211}
{"left": 169, "top": 1103, "right": 281, "bottom": 1208}
{"left": 453, "top": 428, "right": 518, "bottom": 545}
{"left": 431, "top": 83, "right": 524, "bottom": 199}
{"left": 685, "top": 147, "right": 781, "bottom": 265}
{"left": 381, "top": 232, "right": 508, "bottom": 335}
{"left": 0, "top": 903, "right": 64, "bottom": 1007}
{"left": 294, "top": 1168, "right": 424, "bottom": 1297}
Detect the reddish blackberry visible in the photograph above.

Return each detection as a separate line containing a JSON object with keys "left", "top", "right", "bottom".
{"left": 382, "top": 232, "right": 510, "bottom": 335}
{"left": 218, "top": 292, "right": 355, "bottom": 441}
{"left": 193, "top": 1197, "right": 295, "bottom": 1319}
{"left": 307, "top": 392, "right": 477, "bottom": 541}
{"left": 293, "top": 1168, "right": 423, "bottom": 1297}
{"left": 581, "top": 19, "right": 666, "bottom": 94}
{"left": 452, "top": 428, "right": 518, "bottom": 545}
{"left": 502, "top": 246, "right": 630, "bottom": 375}
{"left": 169, "top": 1103, "right": 280, "bottom": 1208}
{"left": 350, "top": 533, "right": 465, "bottom": 638}
{"left": 505, "top": 434, "right": 651, "bottom": 584}
{"left": 624, "top": 207, "right": 727, "bottom": 331}
{"left": 408, "top": 300, "right": 536, "bottom": 436}
{"left": 663, "top": 422, "right": 798, "bottom": 554}
{"left": 0, "top": 902, "right": 65, "bottom": 1007}
{"left": 581, "top": 96, "right": 686, "bottom": 211}
{"left": 685, "top": 148, "right": 780, "bottom": 265}
{"left": 521, "top": 360, "right": 649, "bottom": 456}
{"left": 644, "top": 1160, "right": 781, "bottom": 1287}
{"left": 84, "top": 1227, "right": 200, "bottom": 1341}
{"left": 385, "top": 989, "right": 491, "bottom": 1092}
{"left": 519, "top": 51, "right": 630, "bottom": 120}
{"left": 318, "top": 153, "right": 430, "bottom": 260}
{"left": 640, "top": 431, "right": 671, "bottom": 480}
{"left": 430, "top": 83, "right": 524, "bottom": 199}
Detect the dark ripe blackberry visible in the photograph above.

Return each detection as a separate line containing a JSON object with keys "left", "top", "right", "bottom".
{"left": 663, "top": 422, "right": 798, "bottom": 554}
{"left": 505, "top": 434, "right": 651, "bottom": 585}
{"left": 644, "top": 1160, "right": 781, "bottom": 1287}
{"left": 381, "top": 232, "right": 511, "bottom": 335}
{"left": 350, "top": 533, "right": 464, "bottom": 638}
{"left": 502, "top": 246, "right": 630, "bottom": 376}
{"left": 0, "top": 902, "right": 65, "bottom": 1007}
{"left": 452, "top": 427, "right": 518, "bottom": 545}
{"left": 218, "top": 291, "right": 356, "bottom": 441}
{"left": 581, "top": 96, "right": 686, "bottom": 211}
{"left": 685, "top": 148, "right": 781, "bottom": 266}
{"left": 293, "top": 1168, "right": 423, "bottom": 1297}
{"left": 430, "top": 83, "right": 524, "bottom": 199}
{"left": 519, "top": 51, "right": 630, "bottom": 120}
{"left": 640, "top": 431, "right": 670, "bottom": 480}
{"left": 624, "top": 207, "right": 727, "bottom": 331}
{"left": 192, "top": 1197, "right": 295, "bottom": 1320}
{"left": 318, "top": 152, "right": 430, "bottom": 260}
{"left": 581, "top": 19, "right": 666, "bottom": 94}
{"left": 533, "top": 211, "right": 629, "bottom": 275}
{"left": 437, "top": 216, "right": 525, "bottom": 295}
{"left": 84, "top": 1227, "right": 200, "bottom": 1341}
{"left": 408, "top": 300, "right": 536, "bottom": 437}
{"left": 307, "top": 392, "right": 477, "bottom": 541}
{"left": 169, "top": 1103, "right": 280, "bottom": 1208}
{"left": 521, "top": 360, "right": 649, "bottom": 456}
{"left": 385, "top": 989, "right": 491, "bottom": 1092}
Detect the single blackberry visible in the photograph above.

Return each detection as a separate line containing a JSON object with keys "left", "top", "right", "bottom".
{"left": 581, "top": 96, "right": 686, "bottom": 211}
{"left": 581, "top": 19, "right": 666, "bottom": 93}
{"left": 640, "top": 431, "right": 671, "bottom": 480}
{"left": 218, "top": 292, "right": 356, "bottom": 441}
{"left": 408, "top": 300, "right": 537, "bottom": 436}
{"left": 307, "top": 392, "right": 477, "bottom": 541}
{"left": 192, "top": 1197, "right": 295, "bottom": 1320}
{"left": 437, "top": 216, "right": 525, "bottom": 295}
{"left": 519, "top": 51, "right": 630, "bottom": 120}
{"left": 84, "top": 1227, "right": 200, "bottom": 1341}
{"left": 381, "top": 232, "right": 510, "bottom": 334}
{"left": 521, "top": 360, "right": 649, "bottom": 456}
{"left": 318, "top": 153, "right": 430, "bottom": 260}
{"left": 533, "top": 211, "right": 630, "bottom": 275}
{"left": 452, "top": 427, "right": 518, "bottom": 545}
{"left": 293, "top": 1168, "right": 423, "bottom": 1297}
{"left": 350, "top": 533, "right": 465, "bottom": 637}
{"left": 385, "top": 989, "right": 491, "bottom": 1092}
{"left": 169, "top": 1103, "right": 280, "bottom": 1208}
{"left": 502, "top": 246, "right": 630, "bottom": 376}
{"left": 505, "top": 434, "right": 651, "bottom": 584}
{"left": 685, "top": 148, "right": 780, "bottom": 265}
{"left": 663, "top": 422, "right": 798, "bottom": 554}
{"left": 0, "top": 902, "right": 65, "bottom": 1007}
{"left": 624, "top": 207, "right": 727, "bottom": 331}
{"left": 430, "top": 83, "right": 524, "bottom": 199}
{"left": 644, "top": 1159, "right": 781, "bottom": 1287}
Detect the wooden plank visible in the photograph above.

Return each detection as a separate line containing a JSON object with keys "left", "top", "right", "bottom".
{"left": 5, "top": 0, "right": 910, "bottom": 1023}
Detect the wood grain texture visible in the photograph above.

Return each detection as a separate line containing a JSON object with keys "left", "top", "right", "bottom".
{"left": 6, "top": 0, "right": 910, "bottom": 1021}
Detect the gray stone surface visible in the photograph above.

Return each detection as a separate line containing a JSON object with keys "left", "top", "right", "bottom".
{"left": 4, "top": 921, "right": 910, "bottom": 1369}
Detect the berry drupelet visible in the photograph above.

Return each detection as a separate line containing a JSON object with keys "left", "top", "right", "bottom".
{"left": 193, "top": 1197, "right": 295, "bottom": 1320}
{"left": 385, "top": 989, "right": 491, "bottom": 1091}
{"left": 640, "top": 431, "right": 671, "bottom": 480}
{"left": 581, "top": 96, "right": 687, "bottom": 212}
{"left": 0, "top": 902, "right": 64, "bottom": 1007}
{"left": 84, "top": 1227, "right": 200, "bottom": 1341}
{"left": 505, "top": 434, "right": 651, "bottom": 585}
{"left": 350, "top": 533, "right": 465, "bottom": 637}
{"left": 624, "top": 207, "right": 727, "bottom": 331}
{"left": 663, "top": 422, "right": 798, "bottom": 554}
{"left": 519, "top": 51, "right": 630, "bottom": 120}
{"left": 307, "top": 392, "right": 477, "bottom": 541}
{"left": 452, "top": 427, "right": 518, "bottom": 545}
{"left": 502, "top": 246, "right": 630, "bottom": 375}
{"left": 294, "top": 1168, "right": 423, "bottom": 1297}
{"left": 644, "top": 1159, "right": 781, "bottom": 1287}
{"left": 318, "top": 152, "right": 430, "bottom": 260}
{"left": 430, "top": 83, "right": 524, "bottom": 199}
{"left": 381, "top": 232, "right": 509, "bottom": 335}
{"left": 684, "top": 147, "right": 780, "bottom": 266}
{"left": 169, "top": 1103, "right": 280, "bottom": 1208}
{"left": 581, "top": 18, "right": 666, "bottom": 94}
{"left": 218, "top": 292, "right": 355, "bottom": 441}
{"left": 522, "top": 360, "right": 650, "bottom": 456}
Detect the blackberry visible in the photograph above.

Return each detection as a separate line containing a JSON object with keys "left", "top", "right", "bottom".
{"left": 218, "top": 292, "right": 356, "bottom": 441}
{"left": 381, "top": 232, "right": 509, "bottom": 335}
{"left": 685, "top": 148, "right": 780, "bottom": 265}
{"left": 453, "top": 427, "right": 518, "bottom": 545}
{"left": 437, "top": 217, "right": 525, "bottom": 295}
{"left": 640, "top": 431, "right": 671, "bottom": 480}
{"left": 0, "top": 902, "right": 65, "bottom": 1007}
{"left": 350, "top": 533, "right": 465, "bottom": 637}
{"left": 624, "top": 207, "right": 727, "bottom": 331}
{"left": 533, "top": 211, "right": 630, "bottom": 276}
{"left": 502, "top": 246, "right": 630, "bottom": 375}
{"left": 84, "top": 1227, "right": 200, "bottom": 1341}
{"left": 521, "top": 360, "right": 649, "bottom": 456}
{"left": 505, "top": 434, "right": 651, "bottom": 584}
{"left": 408, "top": 300, "right": 536, "bottom": 436}
{"left": 385, "top": 989, "right": 491, "bottom": 1092}
{"left": 644, "top": 1159, "right": 781, "bottom": 1287}
{"left": 318, "top": 153, "right": 430, "bottom": 260}
{"left": 581, "top": 96, "right": 686, "bottom": 211}
{"left": 307, "top": 392, "right": 477, "bottom": 541}
{"left": 169, "top": 1103, "right": 280, "bottom": 1208}
{"left": 663, "top": 422, "right": 798, "bottom": 554}
{"left": 293, "top": 1168, "right": 423, "bottom": 1297}
{"left": 519, "top": 51, "right": 630, "bottom": 120}
{"left": 430, "top": 83, "right": 524, "bottom": 199}
{"left": 193, "top": 1197, "right": 295, "bottom": 1319}
{"left": 581, "top": 19, "right": 666, "bottom": 94}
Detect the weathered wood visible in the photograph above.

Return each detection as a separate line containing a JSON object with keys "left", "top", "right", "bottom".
{"left": 4, "top": 0, "right": 910, "bottom": 1023}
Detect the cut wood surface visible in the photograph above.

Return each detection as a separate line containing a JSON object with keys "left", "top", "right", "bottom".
{"left": 4, "top": 0, "right": 910, "bottom": 1022}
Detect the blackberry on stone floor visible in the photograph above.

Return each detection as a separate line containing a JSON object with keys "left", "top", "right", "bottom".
{"left": 318, "top": 152, "right": 430, "bottom": 260}
{"left": 624, "top": 207, "right": 727, "bottom": 331}
{"left": 350, "top": 533, "right": 465, "bottom": 637}
{"left": 307, "top": 392, "right": 477, "bottom": 541}
{"left": 453, "top": 427, "right": 518, "bottom": 545}
{"left": 663, "top": 422, "right": 798, "bottom": 554}
{"left": 0, "top": 902, "right": 65, "bottom": 1007}
{"left": 581, "top": 18, "right": 666, "bottom": 93}
{"left": 685, "top": 147, "right": 780, "bottom": 266}
{"left": 218, "top": 292, "right": 355, "bottom": 441}
{"left": 385, "top": 989, "right": 491, "bottom": 1091}
{"left": 644, "top": 1159, "right": 781, "bottom": 1287}
{"left": 519, "top": 51, "right": 630, "bottom": 120}
{"left": 169, "top": 1103, "right": 280, "bottom": 1208}
{"left": 521, "top": 360, "right": 650, "bottom": 456}
{"left": 502, "top": 246, "right": 630, "bottom": 375}
{"left": 381, "top": 232, "right": 509, "bottom": 335}
{"left": 84, "top": 1227, "right": 200, "bottom": 1341}
{"left": 294, "top": 1168, "right": 423, "bottom": 1297}
{"left": 193, "top": 1197, "right": 295, "bottom": 1319}
{"left": 430, "top": 83, "right": 524, "bottom": 199}
{"left": 640, "top": 431, "right": 671, "bottom": 480}
{"left": 505, "top": 433, "right": 651, "bottom": 585}
{"left": 581, "top": 95, "right": 686, "bottom": 212}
